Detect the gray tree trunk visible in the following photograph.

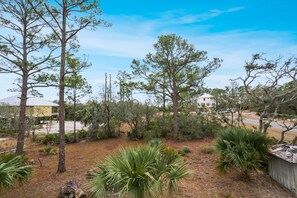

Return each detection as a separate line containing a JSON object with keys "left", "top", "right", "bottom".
{"left": 57, "top": 8, "right": 67, "bottom": 173}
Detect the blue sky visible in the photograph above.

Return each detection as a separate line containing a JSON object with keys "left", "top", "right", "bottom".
{"left": 1, "top": 0, "right": 297, "bottom": 102}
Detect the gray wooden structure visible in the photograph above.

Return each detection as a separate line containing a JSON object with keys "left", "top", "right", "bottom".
{"left": 269, "top": 144, "right": 297, "bottom": 196}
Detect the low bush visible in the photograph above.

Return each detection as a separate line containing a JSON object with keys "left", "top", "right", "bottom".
{"left": 40, "top": 146, "right": 57, "bottom": 155}
{"left": 77, "top": 129, "right": 88, "bottom": 139}
{"left": 148, "top": 138, "right": 164, "bottom": 148}
{"left": 200, "top": 146, "right": 215, "bottom": 154}
{"left": 86, "top": 143, "right": 189, "bottom": 198}
{"left": 178, "top": 146, "right": 191, "bottom": 156}
{"left": 0, "top": 128, "right": 17, "bottom": 138}
{"left": 34, "top": 132, "right": 86, "bottom": 145}
{"left": 127, "top": 128, "right": 144, "bottom": 140}
{"left": 216, "top": 127, "right": 273, "bottom": 178}
{"left": 43, "top": 133, "right": 59, "bottom": 145}
{"left": 146, "top": 115, "right": 173, "bottom": 139}
{"left": 0, "top": 154, "right": 32, "bottom": 191}
{"left": 65, "top": 133, "right": 75, "bottom": 143}
{"left": 89, "top": 128, "right": 120, "bottom": 141}
{"left": 178, "top": 115, "right": 222, "bottom": 140}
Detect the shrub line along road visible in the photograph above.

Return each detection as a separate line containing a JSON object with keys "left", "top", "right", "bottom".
{"left": 33, "top": 118, "right": 297, "bottom": 134}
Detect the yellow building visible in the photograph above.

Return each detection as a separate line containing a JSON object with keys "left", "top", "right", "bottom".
{"left": 0, "top": 95, "right": 58, "bottom": 118}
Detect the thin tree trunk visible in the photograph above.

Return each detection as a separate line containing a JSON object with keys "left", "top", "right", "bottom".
{"left": 57, "top": 7, "right": 67, "bottom": 173}
{"left": 279, "top": 129, "right": 291, "bottom": 143}
{"left": 259, "top": 116, "right": 263, "bottom": 132}
{"left": 162, "top": 74, "right": 166, "bottom": 137}
{"left": 73, "top": 88, "right": 77, "bottom": 142}
{"left": 108, "top": 74, "right": 111, "bottom": 135}
{"left": 172, "top": 92, "right": 178, "bottom": 139}
{"left": 238, "top": 106, "right": 246, "bottom": 128}
{"left": 16, "top": 20, "right": 28, "bottom": 155}
{"left": 16, "top": 74, "right": 28, "bottom": 154}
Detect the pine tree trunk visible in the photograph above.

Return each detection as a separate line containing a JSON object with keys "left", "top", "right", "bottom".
{"left": 73, "top": 88, "right": 77, "bottom": 142}
{"left": 57, "top": 8, "right": 67, "bottom": 173}
{"left": 16, "top": 21, "right": 28, "bottom": 155}
{"left": 173, "top": 92, "right": 179, "bottom": 139}
{"left": 16, "top": 74, "right": 28, "bottom": 154}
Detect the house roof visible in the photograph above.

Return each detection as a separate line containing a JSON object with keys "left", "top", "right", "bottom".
{"left": 198, "top": 93, "right": 213, "bottom": 98}
{"left": 0, "top": 95, "right": 59, "bottom": 107}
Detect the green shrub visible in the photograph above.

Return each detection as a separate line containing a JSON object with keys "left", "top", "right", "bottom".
{"left": 88, "top": 127, "right": 120, "bottom": 141}
{"left": 178, "top": 146, "right": 191, "bottom": 156}
{"left": 127, "top": 127, "right": 145, "bottom": 140}
{"left": 77, "top": 129, "right": 88, "bottom": 139}
{"left": 178, "top": 115, "right": 221, "bottom": 140}
{"left": 65, "top": 133, "right": 75, "bottom": 143}
{"left": 43, "top": 133, "right": 59, "bottom": 145}
{"left": 148, "top": 138, "right": 164, "bottom": 148}
{"left": 0, "top": 129, "right": 17, "bottom": 138}
{"left": 0, "top": 154, "right": 32, "bottom": 191}
{"left": 86, "top": 144, "right": 189, "bottom": 198}
{"left": 216, "top": 127, "right": 273, "bottom": 178}
{"left": 36, "top": 133, "right": 80, "bottom": 145}
{"left": 40, "top": 146, "right": 57, "bottom": 155}
{"left": 0, "top": 154, "right": 18, "bottom": 162}
{"left": 162, "top": 146, "right": 180, "bottom": 163}
{"left": 148, "top": 115, "right": 173, "bottom": 139}
{"left": 200, "top": 146, "right": 215, "bottom": 154}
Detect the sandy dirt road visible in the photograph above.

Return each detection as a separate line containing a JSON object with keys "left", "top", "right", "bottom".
{"left": 35, "top": 121, "right": 87, "bottom": 134}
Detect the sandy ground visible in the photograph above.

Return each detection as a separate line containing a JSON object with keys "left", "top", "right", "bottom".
{"left": 35, "top": 121, "right": 87, "bottom": 134}
{"left": 1, "top": 138, "right": 295, "bottom": 198}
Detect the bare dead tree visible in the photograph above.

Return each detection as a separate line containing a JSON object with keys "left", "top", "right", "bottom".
{"left": 277, "top": 117, "right": 297, "bottom": 143}
{"left": 237, "top": 54, "right": 297, "bottom": 133}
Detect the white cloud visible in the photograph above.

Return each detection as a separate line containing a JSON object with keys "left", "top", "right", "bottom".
{"left": 1, "top": 7, "right": 297, "bottom": 101}
{"left": 177, "top": 7, "right": 245, "bottom": 24}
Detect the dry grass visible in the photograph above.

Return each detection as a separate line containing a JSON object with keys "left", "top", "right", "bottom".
{"left": 244, "top": 123, "right": 296, "bottom": 142}
{"left": 0, "top": 138, "right": 16, "bottom": 152}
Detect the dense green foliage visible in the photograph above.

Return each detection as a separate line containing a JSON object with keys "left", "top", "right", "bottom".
{"left": 178, "top": 114, "right": 221, "bottom": 140}
{"left": 78, "top": 100, "right": 120, "bottom": 140}
{"left": 35, "top": 133, "right": 79, "bottom": 145}
{"left": 127, "top": 113, "right": 222, "bottom": 141}
{"left": 216, "top": 127, "right": 273, "bottom": 177}
{"left": 0, "top": 154, "right": 32, "bottom": 191}
{"left": 86, "top": 142, "right": 189, "bottom": 197}
{"left": 40, "top": 146, "right": 57, "bottom": 155}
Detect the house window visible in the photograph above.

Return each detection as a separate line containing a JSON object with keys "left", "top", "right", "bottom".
{"left": 203, "top": 98, "right": 205, "bottom": 101}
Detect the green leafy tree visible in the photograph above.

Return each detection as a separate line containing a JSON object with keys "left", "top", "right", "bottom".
{"left": 31, "top": 0, "right": 110, "bottom": 173}
{"left": 131, "top": 34, "right": 221, "bottom": 139}
{"left": 79, "top": 100, "right": 105, "bottom": 135}
{"left": 65, "top": 75, "right": 91, "bottom": 141}
{"left": 65, "top": 56, "right": 92, "bottom": 142}
{"left": 0, "top": 0, "right": 58, "bottom": 154}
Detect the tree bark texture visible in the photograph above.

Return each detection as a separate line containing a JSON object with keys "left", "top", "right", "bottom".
{"left": 57, "top": 7, "right": 67, "bottom": 173}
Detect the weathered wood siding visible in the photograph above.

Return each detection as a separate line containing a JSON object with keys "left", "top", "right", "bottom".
{"left": 269, "top": 154, "right": 297, "bottom": 196}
